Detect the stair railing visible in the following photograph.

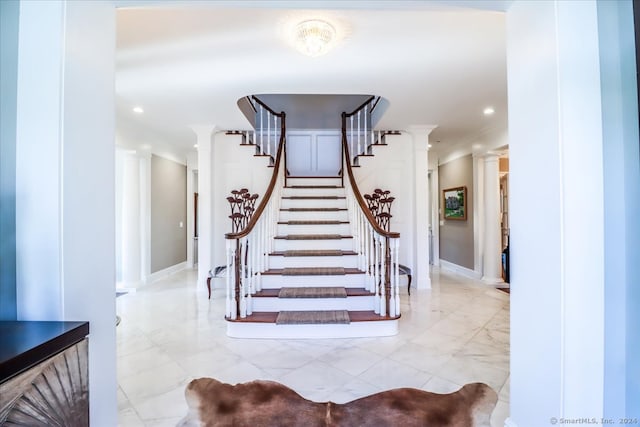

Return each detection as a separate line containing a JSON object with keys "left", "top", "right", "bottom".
{"left": 344, "top": 96, "right": 382, "bottom": 165}
{"left": 224, "top": 98, "right": 286, "bottom": 320}
{"left": 341, "top": 108, "right": 401, "bottom": 319}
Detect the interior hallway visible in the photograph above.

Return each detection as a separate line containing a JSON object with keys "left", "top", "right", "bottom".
{"left": 116, "top": 268, "right": 510, "bottom": 426}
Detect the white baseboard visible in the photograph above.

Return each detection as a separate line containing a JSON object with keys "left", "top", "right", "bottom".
{"left": 146, "top": 261, "right": 187, "bottom": 284}
{"left": 504, "top": 417, "right": 518, "bottom": 427}
{"left": 438, "top": 259, "right": 482, "bottom": 280}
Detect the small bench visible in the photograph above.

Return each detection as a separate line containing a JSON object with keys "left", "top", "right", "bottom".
{"left": 206, "top": 266, "right": 227, "bottom": 299}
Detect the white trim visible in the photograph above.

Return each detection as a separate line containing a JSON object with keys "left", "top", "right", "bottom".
{"left": 438, "top": 259, "right": 481, "bottom": 280}
{"left": 226, "top": 318, "right": 398, "bottom": 339}
{"left": 146, "top": 261, "right": 186, "bottom": 284}
{"left": 503, "top": 417, "right": 518, "bottom": 427}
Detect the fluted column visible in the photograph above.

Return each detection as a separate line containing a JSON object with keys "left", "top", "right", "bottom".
{"left": 481, "top": 152, "right": 503, "bottom": 283}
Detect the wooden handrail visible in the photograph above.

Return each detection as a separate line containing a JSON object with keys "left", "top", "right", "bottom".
{"left": 341, "top": 112, "right": 399, "bottom": 239}
{"left": 225, "top": 111, "right": 286, "bottom": 239}
{"left": 251, "top": 95, "right": 280, "bottom": 117}
{"left": 345, "top": 95, "right": 377, "bottom": 117}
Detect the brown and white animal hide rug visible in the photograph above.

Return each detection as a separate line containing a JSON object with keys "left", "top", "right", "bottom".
{"left": 177, "top": 377, "right": 497, "bottom": 427}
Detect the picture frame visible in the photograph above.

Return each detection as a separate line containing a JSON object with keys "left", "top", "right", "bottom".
{"left": 443, "top": 186, "right": 467, "bottom": 220}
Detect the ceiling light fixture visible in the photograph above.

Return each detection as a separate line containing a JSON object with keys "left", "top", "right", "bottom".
{"left": 193, "top": 144, "right": 198, "bottom": 148}
{"left": 133, "top": 106, "right": 144, "bottom": 114}
{"left": 483, "top": 107, "right": 495, "bottom": 116}
{"left": 294, "top": 19, "right": 336, "bottom": 57}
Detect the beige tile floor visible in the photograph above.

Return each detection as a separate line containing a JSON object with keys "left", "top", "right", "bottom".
{"left": 117, "top": 267, "right": 510, "bottom": 426}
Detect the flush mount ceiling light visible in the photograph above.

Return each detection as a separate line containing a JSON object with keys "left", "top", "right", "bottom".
{"left": 132, "top": 106, "right": 144, "bottom": 114}
{"left": 294, "top": 19, "right": 336, "bottom": 57}
{"left": 483, "top": 106, "right": 495, "bottom": 116}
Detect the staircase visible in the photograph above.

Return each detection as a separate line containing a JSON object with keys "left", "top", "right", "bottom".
{"left": 226, "top": 176, "right": 400, "bottom": 339}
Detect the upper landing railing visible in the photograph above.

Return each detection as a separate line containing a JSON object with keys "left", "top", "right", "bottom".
{"left": 342, "top": 100, "right": 401, "bottom": 319}
{"left": 224, "top": 97, "right": 285, "bottom": 320}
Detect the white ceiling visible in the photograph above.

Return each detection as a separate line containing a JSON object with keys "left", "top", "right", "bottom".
{"left": 115, "top": 1, "right": 509, "bottom": 160}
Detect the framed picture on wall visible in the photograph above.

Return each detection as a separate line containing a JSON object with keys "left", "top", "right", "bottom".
{"left": 443, "top": 186, "right": 467, "bottom": 220}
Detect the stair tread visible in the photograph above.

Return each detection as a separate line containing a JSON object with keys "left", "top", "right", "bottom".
{"left": 274, "top": 234, "right": 352, "bottom": 240}
{"left": 276, "top": 310, "right": 350, "bottom": 325}
{"left": 278, "top": 287, "right": 347, "bottom": 298}
{"left": 226, "top": 311, "right": 400, "bottom": 323}
{"left": 263, "top": 267, "right": 364, "bottom": 275}
{"left": 280, "top": 208, "right": 347, "bottom": 211}
{"left": 254, "top": 287, "right": 372, "bottom": 298}
{"left": 282, "top": 196, "right": 345, "bottom": 200}
{"left": 285, "top": 185, "right": 343, "bottom": 189}
{"left": 271, "top": 250, "right": 357, "bottom": 257}
{"left": 278, "top": 220, "right": 349, "bottom": 225}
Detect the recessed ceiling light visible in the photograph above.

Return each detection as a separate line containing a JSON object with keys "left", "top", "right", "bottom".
{"left": 132, "top": 106, "right": 144, "bottom": 114}
{"left": 428, "top": 143, "right": 433, "bottom": 148}
{"left": 483, "top": 107, "right": 495, "bottom": 116}
{"left": 193, "top": 144, "right": 198, "bottom": 148}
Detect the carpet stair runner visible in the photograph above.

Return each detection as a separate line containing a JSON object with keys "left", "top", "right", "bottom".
{"left": 226, "top": 176, "right": 399, "bottom": 339}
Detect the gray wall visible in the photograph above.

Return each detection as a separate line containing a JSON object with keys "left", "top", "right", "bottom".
{"left": 0, "top": 0, "right": 19, "bottom": 320}
{"left": 438, "top": 154, "right": 474, "bottom": 269}
{"left": 150, "top": 155, "right": 187, "bottom": 273}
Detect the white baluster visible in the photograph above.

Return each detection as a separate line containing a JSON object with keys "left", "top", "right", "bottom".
{"left": 259, "top": 106, "right": 264, "bottom": 155}
{"left": 373, "top": 228, "right": 380, "bottom": 314}
{"left": 239, "top": 238, "right": 247, "bottom": 318}
{"left": 379, "top": 235, "right": 386, "bottom": 316}
{"left": 394, "top": 238, "right": 400, "bottom": 316}
{"left": 230, "top": 241, "right": 237, "bottom": 320}
{"left": 364, "top": 105, "right": 368, "bottom": 152}
{"left": 357, "top": 110, "right": 362, "bottom": 156}
{"left": 273, "top": 114, "right": 277, "bottom": 156}
{"left": 389, "top": 238, "right": 396, "bottom": 317}
{"left": 350, "top": 116, "right": 354, "bottom": 163}
{"left": 225, "top": 239, "right": 232, "bottom": 318}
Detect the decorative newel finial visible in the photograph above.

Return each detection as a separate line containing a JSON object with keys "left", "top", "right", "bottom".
{"left": 364, "top": 189, "right": 394, "bottom": 232}
{"left": 227, "top": 189, "right": 259, "bottom": 233}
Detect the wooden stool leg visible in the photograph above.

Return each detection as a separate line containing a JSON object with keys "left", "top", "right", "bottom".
{"left": 407, "top": 274, "right": 412, "bottom": 295}
{"left": 207, "top": 277, "right": 211, "bottom": 299}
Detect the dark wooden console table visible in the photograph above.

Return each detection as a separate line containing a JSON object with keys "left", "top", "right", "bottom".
{"left": 0, "top": 321, "right": 90, "bottom": 425}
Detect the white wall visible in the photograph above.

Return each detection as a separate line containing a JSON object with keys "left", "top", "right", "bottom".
{"left": 15, "top": 1, "right": 116, "bottom": 425}
{"left": 354, "top": 133, "right": 416, "bottom": 274}
{"left": 597, "top": 0, "right": 640, "bottom": 417}
{"left": 211, "top": 133, "right": 274, "bottom": 271}
{"left": 507, "top": 1, "right": 615, "bottom": 424}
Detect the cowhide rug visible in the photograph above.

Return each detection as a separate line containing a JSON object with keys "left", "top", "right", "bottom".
{"left": 177, "top": 378, "right": 497, "bottom": 427}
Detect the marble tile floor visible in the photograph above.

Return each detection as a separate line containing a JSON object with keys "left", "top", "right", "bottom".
{"left": 117, "top": 267, "right": 510, "bottom": 427}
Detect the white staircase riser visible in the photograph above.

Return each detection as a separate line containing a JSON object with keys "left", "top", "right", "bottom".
{"left": 251, "top": 295, "right": 375, "bottom": 312}
{"left": 274, "top": 239, "right": 354, "bottom": 251}
{"left": 286, "top": 177, "right": 342, "bottom": 187}
{"left": 268, "top": 255, "right": 359, "bottom": 269}
{"left": 279, "top": 210, "right": 349, "bottom": 221}
{"left": 227, "top": 319, "right": 399, "bottom": 339}
{"left": 280, "top": 198, "right": 347, "bottom": 209}
{"left": 282, "top": 187, "right": 344, "bottom": 197}
{"left": 260, "top": 273, "right": 366, "bottom": 288}
{"left": 277, "top": 223, "right": 351, "bottom": 235}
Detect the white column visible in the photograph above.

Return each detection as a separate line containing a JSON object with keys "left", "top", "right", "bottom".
{"left": 139, "top": 153, "right": 151, "bottom": 284}
{"left": 481, "top": 152, "right": 502, "bottom": 283}
{"left": 472, "top": 153, "right": 485, "bottom": 275}
{"left": 408, "top": 125, "right": 437, "bottom": 290}
{"left": 121, "top": 150, "right": 142, "bottom": 286}
{"left": 192, "top": 125, "right": 217, "bottom": 291}
{"left": 15, "top": 1, "right": 116, "bottom": 424}
{"left": 507, "top": 1, "right": 609, "bottom": 425}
